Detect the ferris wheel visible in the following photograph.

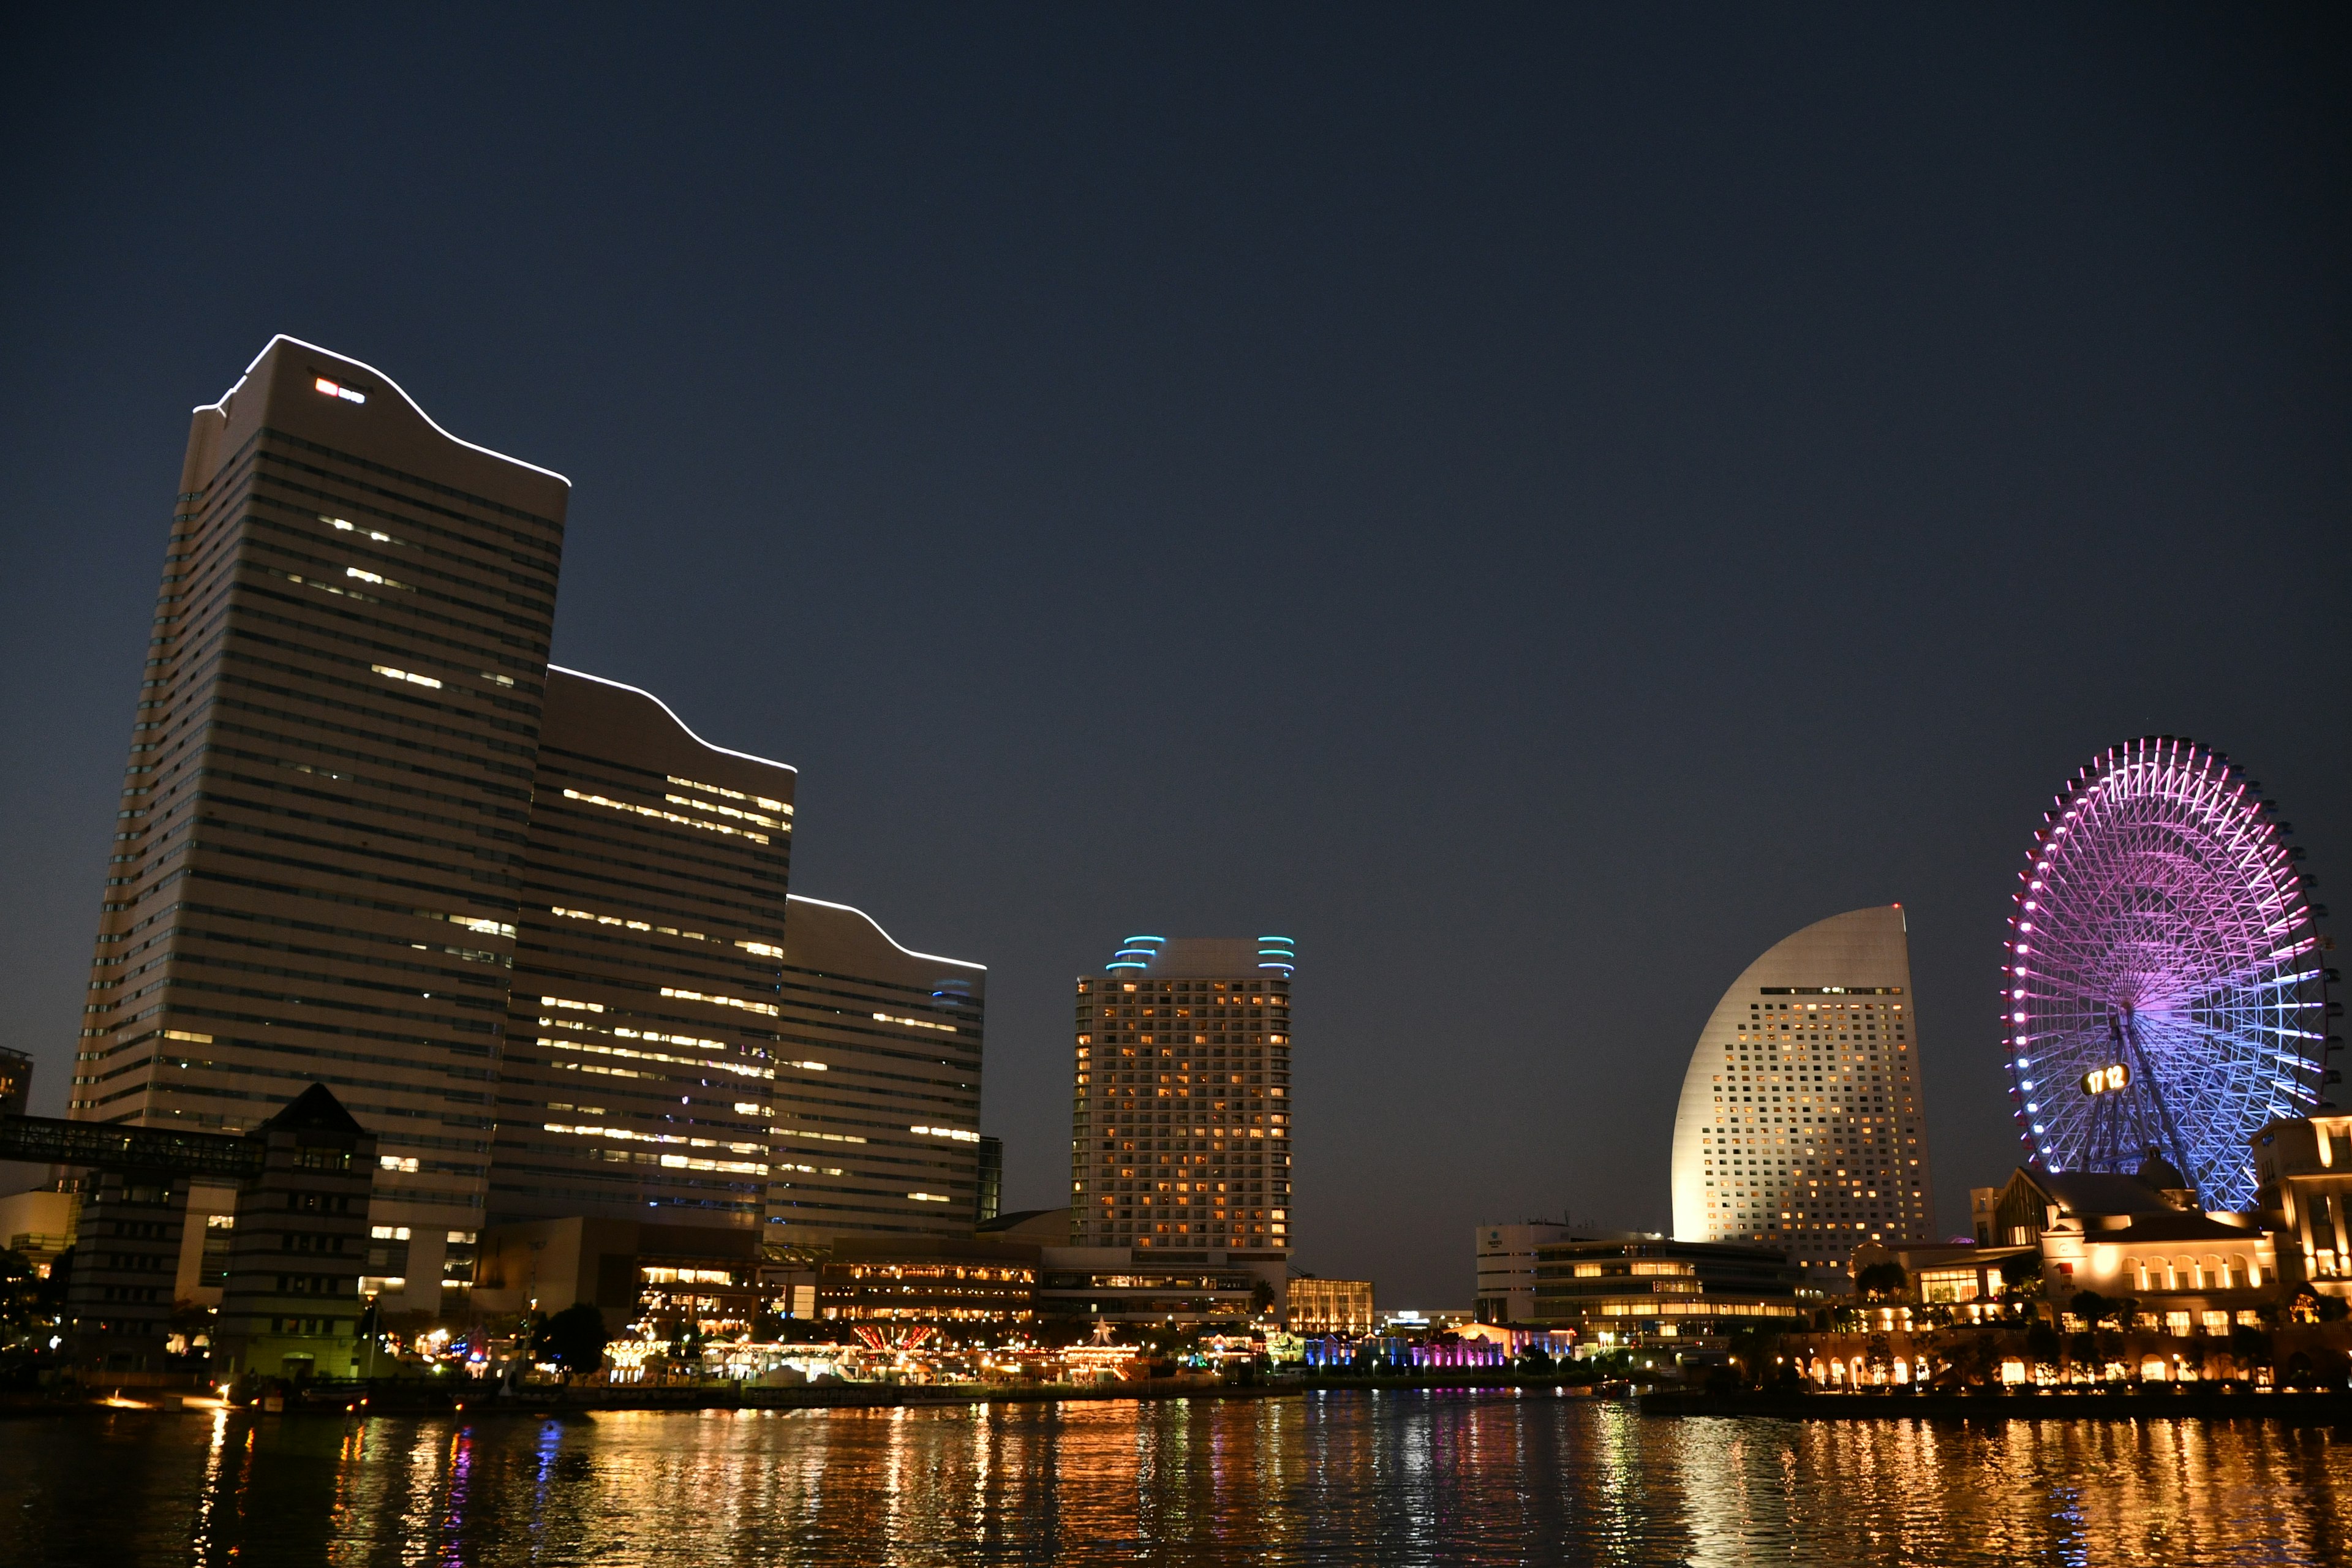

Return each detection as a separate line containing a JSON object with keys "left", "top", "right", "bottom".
{"left": 2003, "top": 736, "right": 2337, "bottom": 1213}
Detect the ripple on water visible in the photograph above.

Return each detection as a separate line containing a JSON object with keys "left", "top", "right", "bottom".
{"left": 2, "top": 1392, "right": 2350, "bottom": 1567}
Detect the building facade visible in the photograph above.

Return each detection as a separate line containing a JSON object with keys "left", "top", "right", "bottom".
{"left": 1474, "top": 1221, "right": 1574, "bottom": 1324}
{"left": 64, "top": 1166, "right": 196, "bottom": 1372}
{"left": 64, "top": 338, "right": 994, "bottom": 1319}
{"left": 2256, "top": 1115, "right": 2352, "bottom": 1300}
{"left": 490, "top": 668, "right": 795, "bottom": 1235}
{"left": 817, "top": 1237, "right": 1038, "bottom": 1324}
{"left": 1036, "top": 1249, "right": 1264, "bottom": 1327}
{"left": 68, "top": 336, "right": 568, "bottom": 1306}
{"left": 211, "top": 1084, "right": 377, "bottom": 1381}
{"left": 470, "top": 1214, "right": 765, "bottom": 1336}
{"left": 1668, "top": 906, "right": 1936, "bottom": 1286}
{"left": 1288, "top": 1276, "right": 1375, "bottom": 1335}
{"left": 1070, "top": 935, "right": 1292, "bottom": 1259}
{"left": 974, "top": 1136, "right": 1003, "bottom": 1226}
{"left": 1529, "top": 1236, "right": 1811, "bottom": 1350}
{"left": 1944, "top": 1159, "right": 2281, "bottom": 1336}
{"left": 767, "top": 896, "right": 986, "bottom": 1246}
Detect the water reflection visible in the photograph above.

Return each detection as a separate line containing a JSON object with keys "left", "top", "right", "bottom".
{"left": 1, "top": 1393, "right": 2348, "bottom": 1566}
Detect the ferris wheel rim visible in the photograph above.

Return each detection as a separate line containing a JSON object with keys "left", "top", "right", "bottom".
{"left": 2000, "top": 736, "right": 2329, "bottom": 1213}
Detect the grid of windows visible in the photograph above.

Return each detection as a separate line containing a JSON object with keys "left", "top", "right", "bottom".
{"left": 1071, "top": 946, "right": 1291, "bottom": 1256}
{"left": 71, "top": 341, "right": 567, "bottom": 1310}
{"left": 1698, "top": 997, "right": 1929, "bottom": 1264}
{"left": 765, "top": 897, "right": 984, "bottom": 1244}
{"left": 488, "top": 671, "right": 793, "bottom": 1229}
{"left": 1672, "top": 909, "right": 1938, "bottom": 1281}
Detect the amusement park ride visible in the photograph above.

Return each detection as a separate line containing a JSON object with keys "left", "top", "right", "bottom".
{"left": 2003, "top": 737, "right": 2340, "bottom": 1212}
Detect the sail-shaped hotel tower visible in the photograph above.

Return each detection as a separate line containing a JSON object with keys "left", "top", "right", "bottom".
{"left": 1669, "top": 906, "right": 1937, "bottom": 1285}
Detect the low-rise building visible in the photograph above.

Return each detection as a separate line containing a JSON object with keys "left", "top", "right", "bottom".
{"left": 1961, "top": 1159, "right": 2280, "bottom": 1336}
{"left": 2255, "top": 1114, "right": 2352, "bottom": 1301}
{"left": 0, "top": 1188, "right": 77, "bottom": 1278}
{"left": 1848, "top": 1238, "right": 2034, "bottom": 1318}
{"left": 211, "top": 1084, "right": 377, "bottom": 1382}
{"left": 470, "top": 1215, "right": 766, "bottom": 1338}
{"left": 1474, "top": 1222, "right": 1573, "bottom": 1324}
{"left": 1296, "top": 1333, "right": 1509, "bottom": 1371}
{"left": 1531, "top": 1236, "right": 1811, "bottom": 1350}
{"left": 1458, "top": 1321, "right": 1577, "bottom": 1359}
{"left": 1288, "top": 1276, "right": 1374, "bottom": 1335}
{"left": 1036, "top": 1247, "right": 1264, "bottom": 1327}
{"left": 818, "top": 1237, "right": 1038, "bottom": 1324}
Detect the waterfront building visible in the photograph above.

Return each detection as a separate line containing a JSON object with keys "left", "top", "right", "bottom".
{"left": 1458, "top": 1320, "right": 1577, "bottom": 1359}
{"left": 64, "top": 1166, "right": 196, "bottom": 1371}
{"left": 0, "top": 1188, "right": 76, "bottom": 1278}
{"left": 1037, "top": 1248, "right": 1264, "bottom": 1326}
{"left": 1529, "top": 1235, "right": 1811, "bottom": 1350}
{"left": 1298, "top": 1334, "right": 1508, "bottom": 1371}
{"left": 817, "top": 1236, "right": 1039, "bottom": 1324}
{"left": 211, "top": 1084, "right": 377, "bottom": 1381}
{"left": 488, "top": 669, "right": 794, "bottom": 1240}
{"left": 2031, "top": 1163, "right": 2281, "bottom": 1332}
{"left": 1071, "top": 935, "right": 1292, "bottom": 1259}
{"left": 1668, "top": 907, "right": 1937, "bottom": 1285}
{"left": 1474, "top": 1221, "right": 1574, "bottom": 1324}
{"left": 69, "top": 337, "right": 568, "bottom": 1308}
{"left": 1288, "top": 1276, "right": 1375, "bottom": 1335}
{"left": 2256, "top": 1114, "right": 2352, "bottom": 1302}
{"left": 769, "top": 895, "right": 985, "bottom": 1246}
{"left": 1961, "top": 1160, "right": 2279, "bottom": 1336}
{"left": 1846, "top": 1238, "right": 2034, "bottom": 1317}
{"left": 470, "top": 1214, "right": 764, "bottom": 1335}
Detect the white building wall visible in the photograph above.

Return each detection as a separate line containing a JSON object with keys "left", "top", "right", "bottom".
{"left": 1668, "top": 907, "right": 1936, "bottom": 1287}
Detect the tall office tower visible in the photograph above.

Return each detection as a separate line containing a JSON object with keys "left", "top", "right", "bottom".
{"left": 767, "top": 895, "right": 985, "bottom": 1246}
{"left": 1669, "top": 907, "right": 1936, "bottom": 1284}
{"left": 488, "top": 669, "right": 796, "bottom": 1239}
{"left": 70, "top": 337, "right": 568, "bottom": 1281}
{"left": 1071, "top": 935, "right": 1294, "bottom": 1256}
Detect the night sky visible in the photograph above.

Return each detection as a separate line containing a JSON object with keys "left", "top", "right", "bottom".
{"left": 3, "top": 9, "right": 2346, "bottom": 1304}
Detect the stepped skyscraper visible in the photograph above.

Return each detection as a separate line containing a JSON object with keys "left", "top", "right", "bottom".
{"left": 70, "top": 337, "right": 982, "bottom": 1317}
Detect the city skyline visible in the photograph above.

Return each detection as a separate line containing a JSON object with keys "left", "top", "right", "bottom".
{"left": 12, "top": 328, "right": 2344, "bottom": 1312}
{"left": 2, "top": 9, "right": 2345, "bottom": 1308}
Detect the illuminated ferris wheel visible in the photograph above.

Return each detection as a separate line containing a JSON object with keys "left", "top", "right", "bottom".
{"left": 2003, "top": 736, "right": 2337, "bottom": 1212}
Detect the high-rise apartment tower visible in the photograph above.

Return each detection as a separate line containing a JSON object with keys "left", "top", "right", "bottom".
{"left": 1668, "top": 907, "right": 1937, "bottom": 1285}
{"left": 1071, "top": 936, "right": 1293, "bottom": 1257}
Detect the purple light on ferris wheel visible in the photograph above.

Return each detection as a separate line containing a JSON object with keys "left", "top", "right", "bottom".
{"left": 1997, "top": 736, "right": 2335, "bottom": 1213}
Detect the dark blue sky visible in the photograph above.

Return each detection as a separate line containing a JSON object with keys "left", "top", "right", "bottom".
{"left": 3, "top": 7, "right": 2345, "bottom": 1302}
